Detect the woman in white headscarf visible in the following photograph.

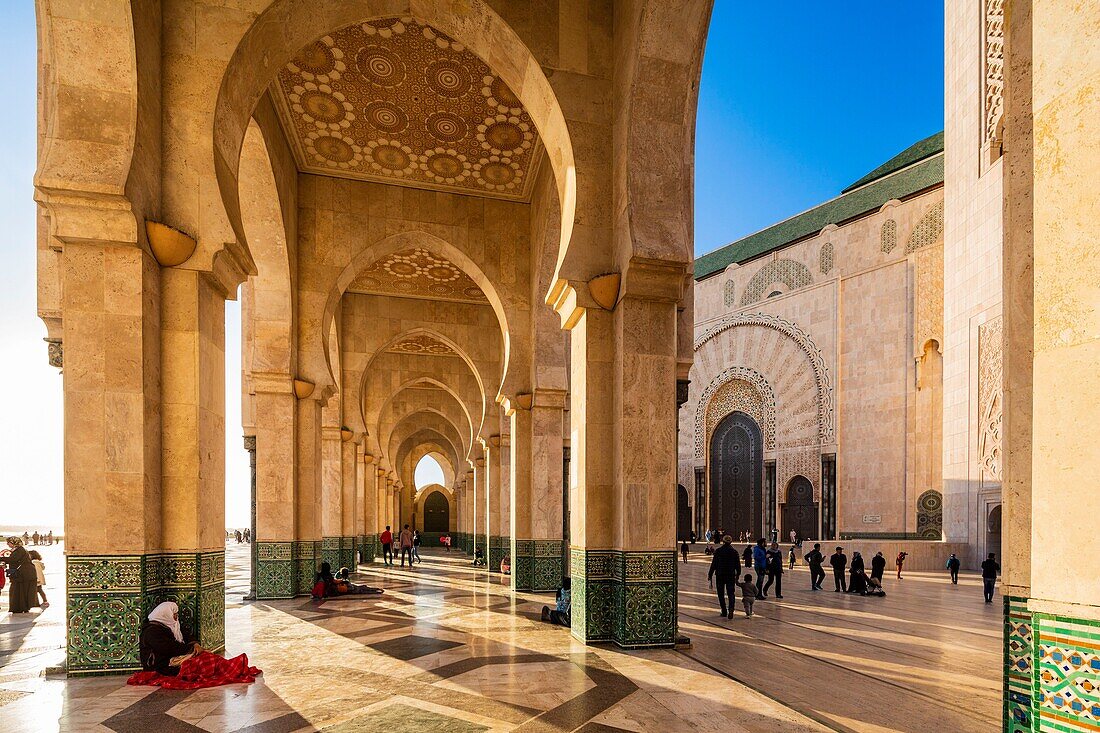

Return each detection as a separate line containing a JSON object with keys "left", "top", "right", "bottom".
{"left": 139, "top": 601, "right": 202, "bottom": 676}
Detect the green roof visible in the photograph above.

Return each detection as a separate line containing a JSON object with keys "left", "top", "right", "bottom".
{"left": 841, "top": 131, "right": 944, "bottom": 193}
{"left": 694, "top": 145, "right": 943, "bottom": 281}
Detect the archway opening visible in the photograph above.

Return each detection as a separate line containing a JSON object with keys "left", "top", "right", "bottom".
{"left": 414, "top": 454, "right": 445, "bottom": 492}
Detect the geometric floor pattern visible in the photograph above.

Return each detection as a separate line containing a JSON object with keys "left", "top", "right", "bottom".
{"left": 1, "top": 542, "right": 1002, "bottom": 732}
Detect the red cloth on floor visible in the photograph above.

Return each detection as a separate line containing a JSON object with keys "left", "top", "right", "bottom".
{"left": 126, "top": 651, "right": 261, "bottom": 689}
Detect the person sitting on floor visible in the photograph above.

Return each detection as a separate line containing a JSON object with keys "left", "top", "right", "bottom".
{"left": 473, "top": 547, "right": 485, "bottom": 566}
{"left": 333, "top": 567, "right": 384, "bottom": 595}
{"left": 311, "top": 561, "right": 338, "bottom": 599}
{"left": 130, "top": 601, "right": 261, "bottom": 689}
{"left": 540, "top": 577, "right": 571, "bottom": 627}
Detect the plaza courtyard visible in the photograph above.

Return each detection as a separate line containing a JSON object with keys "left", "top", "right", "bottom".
{"left": 0, "top": 542, "right": 1000, "bottom": 732}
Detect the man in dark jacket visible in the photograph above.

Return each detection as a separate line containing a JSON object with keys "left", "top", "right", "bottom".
{"left": 752, "top": 539, "right": 768, "bottom": 599}
{"left": 947, "top": 553, "right": 961, "bottom": 584}
{"left": 981, "top": 553, "right": 1000, "bottom": 603}
{"left": 871, "top": 552, "right": 887, "bottom": 581}
{"left": 708, "top": 535, "right": 742, "bottom": 619}
{"left": 804, "top": 543, "right": 826, "bottom": 590}
{"left": 829, "top": 547, "right": 848, "bottom": 592}
{"left": 762, "top": 542, "right": 784, "bottom": 599}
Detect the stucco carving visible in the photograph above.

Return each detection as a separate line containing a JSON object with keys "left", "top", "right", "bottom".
{"left": 905, "top": 200, "right": 944, "bottom": 253}
{"left": 695, "top": 314, "right": 835, "bottom": 444}
{"left": 983, "top": 0, "right": 1005, "bottom": 147}
{"left": 778, "top": 450, "right": 820, "bottom": 502}
{"left": 819, "top": 242, "right": 834, "bottom": 275}
{"left": 740, "top": 259, "right": 813, "bottom": 306}
{"left": 722, "top": 280, "right": 735, "bottom": 308}
{"left": 880, "top": 219, "right": 898, "bottom": 253}
{"left": 978, "top": 315, "right": 1003, "bottom": 481}
{"left": 695, "top": 367, "right": 776, "bottom": 458}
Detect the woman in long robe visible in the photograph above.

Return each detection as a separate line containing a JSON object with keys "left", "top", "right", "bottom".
{"left": 129, "top": 601, "right": 261, "bottom": 689}
{"left": 0, "top": 537, "right": 37, "bottom": 613}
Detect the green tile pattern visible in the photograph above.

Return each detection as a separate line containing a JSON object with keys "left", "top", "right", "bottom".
{"left": 569, "top": 548, "right": 676, "bottom": 649}
{"left": 255, "top": 541, "right": 294, "bottom": 599}
{"left": 512, "top": 538, "right": 562, "bottom": 592}
{"left": 67, "top": 551, "right": 225, "bottom": 676}
{"left": 1004, "top": 596, "right": 1033, "bottom": 733}
{"left": 488, "top": 534, "right": 510, "bottom": 574}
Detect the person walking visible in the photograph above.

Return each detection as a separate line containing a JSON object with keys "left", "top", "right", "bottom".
{"left": 412, "top": 530, "right": 422, "bottom": 564}
{"left": 829, "top": 546, "right": 848, "bottom": 592}
{"left": 870, "top": 551, "right": 886, "bottom": 581}
{"left": 742, "top": 544, "right": 753, "bottom": 573}
{"left": 788, "top": 545, "right": 796, "bottom": 570}
{"left": 981, "top": 553, "right": 1000, "bottom": 603}
{"left": 738, "top": 573, "right": 758, "bottom": 618}
{"left": 399, "top": 525, "right": 415, "bottom": 568}
{"left": 762, "top": 542, "right": 784, "bottom": 599}
{"left": 752, "top": 539, "right": 768, "bottom": 599}
{"left": 947, "top": 554, "right": 961, "bottom": 584}
{"left": 0, "top": 537, "right": 36, "bottom": 613}
{"left": 28, "top": 550, "right": 48, "bottom": 608}
{"left": 846, "top": 551, "right": 865, "bottom": 593}
{"left": 680, "top": 539, "right": 689, "bottom": 564}
{"left": 895, "top": 551, "right": 908, "bottom": 580}
{"left": 379, "top": 526, "right": 394, "bottom": 566}
{"left": 804, "top": 543, "right": 826, "bottom": 590}
{"left": 707, "top": 535, "right": 741, "bottom": 619}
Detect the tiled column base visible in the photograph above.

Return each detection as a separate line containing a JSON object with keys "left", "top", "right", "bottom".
{"left": 256, "top": 541, "right": 295, "bottom": 599}
{"left": 488, "top": 535, "right": 510, "bottom": 574}
{"left": 322, "top": 536, "right": 342, "bottom": 572}
{"left": 339, "top": 536, "right": 357, "bottom": 571}
{"left": 512, "top": 539, "right": 563, "bottom": 591}
{"left": 1003, "top": 596, "right": 1100, "bottom": 733}
{"left": 359, "top": 534, "right": 376, "bottom": 564}
{"left": 295, "top": 540, "right": 321, "bottom": 595}
{"left": 66, "top": 551, "right": 225, "bottom": 676}
{"left": 569, "top": 548, "right": 677, "bottom": 649}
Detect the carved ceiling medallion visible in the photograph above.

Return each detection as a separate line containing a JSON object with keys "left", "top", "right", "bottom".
{"left": 387, "top": 334, "right": 456, "bottom": 357}
{"left": 348, "top": 248, "right": 488, "bottom": 304}
{"left": 273, "top": 17, "right": 542, "bottom": 200}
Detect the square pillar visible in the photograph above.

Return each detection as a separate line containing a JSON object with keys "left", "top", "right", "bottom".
{"left": 512, "top": 389, "right": 566, "bottom": 591}
{"left": 251, "top": 376, "right": 297, "bottom": 599}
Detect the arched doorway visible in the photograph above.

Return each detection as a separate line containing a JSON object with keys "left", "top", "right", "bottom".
{"left": 423, "top": 491, "right": 450, "bottom": 533}
{"left": 987, "top": 504, "right": 1002, "bottom": 560}
{"left": 709, "top": 411, "right": 764, "bottom": 539}
{"left": 677, "top": 484, "right": 691, "bottom": 541}
{"left": 782, "top": 476, "right": 817, "bottom": 542}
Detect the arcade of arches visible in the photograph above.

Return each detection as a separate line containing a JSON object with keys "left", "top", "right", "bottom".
{"left": 31, "top": 1, "right": 1100, "bottom": 730}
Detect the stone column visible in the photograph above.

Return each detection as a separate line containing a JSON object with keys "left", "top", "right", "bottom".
{"left": 340, "top": 434, "right": 358, "bottom": 570}
{"left": 485, "top": 435, "right": 509, "bottom": 573}
{"left": 560, "top": 264, "right": 682, "bottom": 649}
{"left": 512, "top": 389, "right": 566, "bottom": 591}
{"left": 376, "top": 468, "right": 388, "bottom": 535}
{"left": 295, "top": 397, "right": 323, "bottom": 595}
{"left": 1000, "top": 5, "right": 1100, "bottom": 731}
{"left": 360, "top": 451, "right": 376, "bottom": 563}
{"left": 464, "top": 469, "right": 475, "bottom": 554}
{"left": 252, "top": 375, "right": 297, "bottom": 599}
{"left": 245, "top": 436, "right": 257, "bottom": 599}
{"left": 61, "top": 241, "right": 164, "bottom": 675}
{"left": 320, "top": 425, "right": 343, "bottom": 572}
{"left": 159, "top": 267, "right": 227, "bottom": 654}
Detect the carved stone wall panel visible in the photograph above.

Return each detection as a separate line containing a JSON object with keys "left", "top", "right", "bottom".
{"left": 880, "top": 219, "right": 898, "bottom": 253}
{"left": 978, "top": 315, "right": 1003, "bottom": 481}
{"left": 914, "top": 242, "right": 945, "bottom": 349}
{"left": 905, "top": 200, "right": 945, "bottom": 253}
{"left": 819, "top": 242, "right": 834, "bottom": 274}
{"left": 777, "top": 449, "right": 821, "bottom": 502}
{"left": 740, "top": 259, "right": 813, "bottom": 306}
{"left": 983, "top": 0, "right": 1005, "bottom": 146}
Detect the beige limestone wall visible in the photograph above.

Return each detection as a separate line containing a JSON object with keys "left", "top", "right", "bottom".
{"left": 684, "top": 187, "right": 945, "bottom": 540}
{"left": 943, "top": 0, "right": 1004, "bottom": 558}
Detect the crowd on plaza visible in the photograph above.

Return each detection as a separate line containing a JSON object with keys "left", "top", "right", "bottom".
{"left": 693, "top": 529, "right": 1002, "bottom": 619}
{"left": 226, "top": 528, "right": 251, "bottom": 543}
{"left": 12, "top": 530, "right": 56, "bottom": 546}
{"left": 377, "top": 525, "right": 422, "bottom": 567}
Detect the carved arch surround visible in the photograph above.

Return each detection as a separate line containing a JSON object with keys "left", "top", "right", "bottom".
{"left": 695, "top": 313, "right": 836, "bottom": 445}
{"left": 694, "top": 366, "right": 776, "bottom": 458}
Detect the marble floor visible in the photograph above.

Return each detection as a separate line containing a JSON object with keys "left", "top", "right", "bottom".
{"left": 0, "top": 543, "right": 1002, "bottom": 732}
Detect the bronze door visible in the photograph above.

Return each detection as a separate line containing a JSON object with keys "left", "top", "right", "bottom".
{"left": 709, "top": 411, "right": 764, "bottom": 539}
{"left": 781, "top": 476, "right": 817, "bottom": 542}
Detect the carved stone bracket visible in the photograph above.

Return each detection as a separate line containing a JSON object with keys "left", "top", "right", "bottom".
{"left": 44, "top": 338, "right": 63, "bottom": 369}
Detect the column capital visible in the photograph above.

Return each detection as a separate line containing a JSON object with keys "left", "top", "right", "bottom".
{"left": 242, "top": 435, "right": 256, "bottom": 452}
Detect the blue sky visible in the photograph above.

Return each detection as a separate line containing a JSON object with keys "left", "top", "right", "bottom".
{"left": 695, "top": 2, "right": 944, "bottom": 255}
{"left": 0, "top": 4, "right": 942, "bottom": 527}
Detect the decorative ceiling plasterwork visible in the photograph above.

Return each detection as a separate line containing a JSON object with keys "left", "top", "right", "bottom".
{"left": 348, "top": 248, "right": 488, "bottom": 304}
{"left": 387, "top": 334, "right": 456, "bottom": 357}
{"left": 272, "top": 17, "right": 542, "bottom": 200}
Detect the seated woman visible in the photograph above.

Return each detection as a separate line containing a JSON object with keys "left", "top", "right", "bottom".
{"left": 540, "top": 577, "right": 571, "bottom": 627}
{"left": 848, "top": 567, "right": 870, "bottom": 595}
{"left": 129, "top": 601, "right": 260, "bottom": 689}
{"left": 312, "top": 561, "right": 338, "bottom": 599}
{"left": 332, "top": 567, "right": 384, "bottom": 595}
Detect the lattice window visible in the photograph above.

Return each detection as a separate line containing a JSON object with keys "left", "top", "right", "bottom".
{"left": 984, "top": 0, "right": 1005, "bottom": 152}
{"left": 723, "top": 280, "right": 735, "bottom": 307}
{"left": 880, "top": 219, "right": 897, "bottom": 253}
{"left": 906, "top": 201, "right": 944, "bottom": 253}
{"left": 739, "top": 259, "right": 813, "bottom": 306}
{"left": 819, "top": 242, "right": 834, "bottom": 274}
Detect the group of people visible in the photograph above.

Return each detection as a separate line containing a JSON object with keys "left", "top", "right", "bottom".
{"left": 229, "top": 528, "right": 251, "bottom": 543}
{"left": 378, "top": 525, "right": 422, "bottom": 567}
{"left": 705, "top": 535, "right": 1003, "bottom": 618}
{"left": 18, "top": 531, "right": 55, "bottom": 546}
{"left": 1, "top": 536, "right": 49, "bottom": 613}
